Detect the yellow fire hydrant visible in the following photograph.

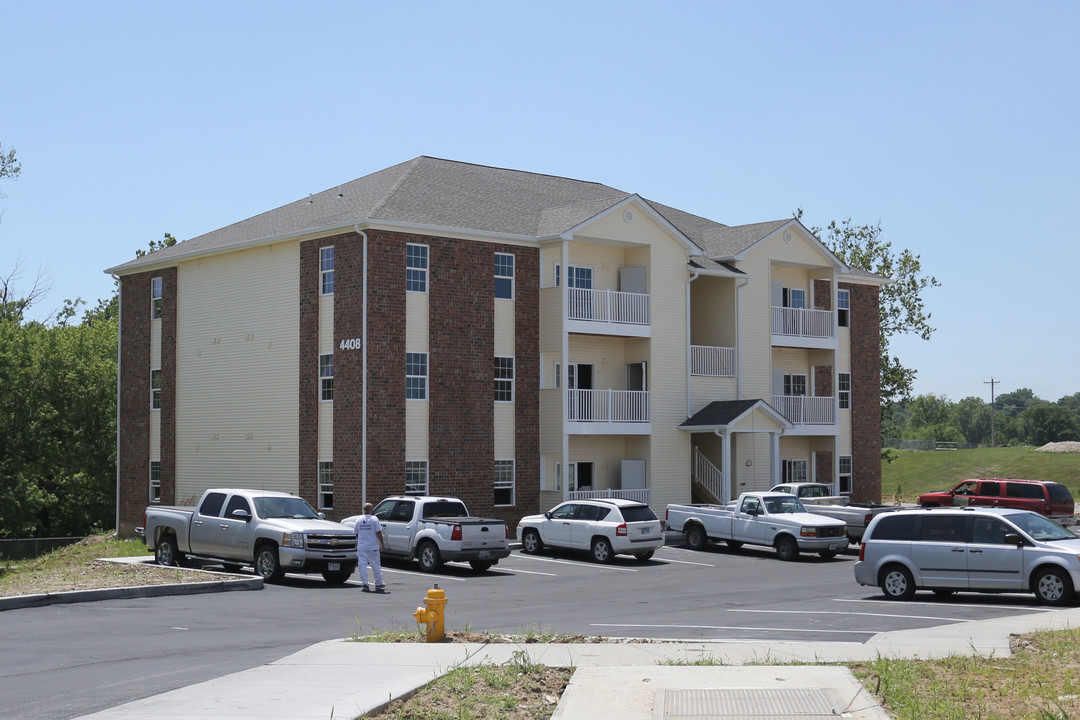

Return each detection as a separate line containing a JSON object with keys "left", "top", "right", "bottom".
{"left": 414, "top": 584, "right": 447, "bottom": 642}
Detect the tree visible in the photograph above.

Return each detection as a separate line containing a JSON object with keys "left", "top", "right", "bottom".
{"left": 995, "top": 388, "right": 1046, "bottom": 418}
{"left": 796, "top": 211, "right": 940, "bottom": 404}
{"left": 1020, "top": 405, "right": 1080, "bottom": 446}
{"left": 0, "top": 142, "right": 19, "bottom": 181}
{"left": 953, "top": 396, "right": 992, "bottom": 445}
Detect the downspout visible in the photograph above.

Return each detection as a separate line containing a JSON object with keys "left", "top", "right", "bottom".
{"left": 734, "top": 276, "right": 749, "bottom": 400}
{"left": 113, "top": 273, "right": 122, "bottom": 536}
{"left": 354, "top": 226, "right": 369, "bottom": 505}
{"left": 685, "top": 270, "right": 699, "bottom": 419}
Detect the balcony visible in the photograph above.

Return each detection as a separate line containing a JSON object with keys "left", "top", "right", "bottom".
{"left": 771, "top": 395, "right": 836, "bottom": 427}
{"left": 567, "top": 288, "right": 650, "bottom": 337}
{"left": 570, "top": 488, "right": 651, "bottom": 504}
{"left": 771, "top": 306, "right": 836, "bottom": 349}
{"left": 690, "top": 345, "right": 735, "bottom": 377}
{"left": 566, "top": 389, "right": 650, "bottom": 434}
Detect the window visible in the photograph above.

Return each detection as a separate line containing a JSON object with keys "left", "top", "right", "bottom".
{"left": 318, "top": 461, "right": 333, "bottom": 509}
{"left": 494, "top": 459, "right": 515, "bottom": 506}
{"left": 151, "top": 369, "right": 162, "bottom": 410}
{"left": 494, "top": 356, "right": 514, "bottom": 402}
{"left": 319, "top": 354, "right": 334, "bottom": 401}
{"left": 405, "top": 460, "right": 428, "bottom": 494}
{"left": 783, "top": 373, "right": 807, "bottom": 396}
{"left": 838, "top": 373, "right": 851, "bottom": 410}
{"left": 782, "top": 459, "right": 808, "bottom": 483}
{"left": 920, "top": 515, "right": 967, "bottom": 542}
{"left": 406, "top": 352, "right": 428, "bottom": 399}
{"left": 495, "top": 253, "right": 515, "bottom": 299}
{"left": 151, "top": 277, "right": 163, "bottom": 319}
{"left": 406, "top": 243, "right": 428, "bottom": 293}
{"left": 870, "top": 513, "right": 919, "bottom": 541}
{"left": 224, "top": 494, "right": 251, "bottom": 518}
{"left": 149, "top": 461, "right": 161, "bottom": 503}
{"left": 320, "top": 247, "right": 335, "bottom": 295}
{"left": 838, "top": 455, "right": 853, "bottom": 494}
{"left": 783, "top": 287, "right": 806, "bottom": 308}
{"left": 837, "top": 289, "right": 850, "bottom": 327}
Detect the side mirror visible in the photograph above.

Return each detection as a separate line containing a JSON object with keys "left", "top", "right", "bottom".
{"left": 318, "top": 512, "right": 326, "bottom": 520}
{"left": 231, "top": 509, "right": 252, "bottom": 522}
{"left": 545, "top": 511, "right": 553, "bottom": 519}
{"left": 1004, "top": 533, "right": 1023, "bottom": 546}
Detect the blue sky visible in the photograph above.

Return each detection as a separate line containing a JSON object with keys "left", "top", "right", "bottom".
{"left": 2, "top": 1, "right": 1077, "bottom": 403}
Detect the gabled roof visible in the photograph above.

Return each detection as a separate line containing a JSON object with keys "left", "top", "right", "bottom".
{"left": 679, "top": 399, "right": 791, "bottom": 431}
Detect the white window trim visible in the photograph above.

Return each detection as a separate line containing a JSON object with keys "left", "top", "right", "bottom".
{"left": 318, "top": 461, "right": 333, "bottom": 510}
{"left": 838, "top": 372, "right": 852, "bottom": 410}
{"left": 320, "top": 246, "right": 335, "bottom": 295}
{"left": 782, "top": 459, "right": 809, "bottom": 484}
{"left": 494, "top": 459, "right": 515, "bottom": 506}
{"left": 495, "top": 252, "right": 515, "bottom": 300}
{"left": 149, "top": 460, "right": 161, "bottom": 503}
{"left": 405, "top": 459, "right": 429, "bottom": 495}
{"left": 406, "top": 351, "right": 428, "bottom": 400}
{"left": 406, "top": 243, "right": 429, "bottom": 294}
{"left": 495, "top": 356, "right": 515, "bottom": 403}
{"left": 151, "top": 368, "right": 162, "bottom": 410}
{"left": 838, "top": 455, "right": 853, "bottom": 495}
{"left": 319, "top": 353, "right": 334, "bottom": 402}
{"left": 784, "top": 373, "right": 807, "bottom": 397}
{"left": 151, "top": 277, "right": 163, "bottom": 319}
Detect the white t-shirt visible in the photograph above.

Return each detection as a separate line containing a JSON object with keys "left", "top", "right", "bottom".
{"left": 354, "top": 514, "right": 382, "bottom": 551}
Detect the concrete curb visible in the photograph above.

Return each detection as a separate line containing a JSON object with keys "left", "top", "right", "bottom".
{"left": 0, "top": 574, "right": 263, "bottom": 611}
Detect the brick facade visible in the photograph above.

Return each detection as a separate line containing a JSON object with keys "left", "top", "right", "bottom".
{"left": 843, "top": 282, "right": 882, "bottom": 503}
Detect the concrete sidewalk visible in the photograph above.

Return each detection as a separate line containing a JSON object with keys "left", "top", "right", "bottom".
{"left": 72, "top": 605, "right": 1080, "bottom": 720}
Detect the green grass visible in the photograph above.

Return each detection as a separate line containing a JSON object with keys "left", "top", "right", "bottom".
{"left": 881, "top": 446, "right": 1080, "bottom": 502}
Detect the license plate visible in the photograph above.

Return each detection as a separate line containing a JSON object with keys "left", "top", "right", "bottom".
{"left": 328, "top": 562, "right": 340, "bottom": 571}
{"left": 479, "top": 551, "right": 491, "bottom": 559}
{"left": 828, "top": 544, "right": 838, "bottom": 551}
{"left": 640, "top": 528, "right": 651, "bottom": 535}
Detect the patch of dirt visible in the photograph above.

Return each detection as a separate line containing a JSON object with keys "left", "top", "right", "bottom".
{"left": 1036, "top": 441, "right": 1080, "bottom": 452}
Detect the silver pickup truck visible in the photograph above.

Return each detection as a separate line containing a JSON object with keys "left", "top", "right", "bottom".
{"left": 139, "top": 488, "right": 358, "bottom": 583}
{"left": 344, "top": 496, "right": 510, "bottom": 572}
{"left": 770, "top": 483, "right": 896, "bottom": 541}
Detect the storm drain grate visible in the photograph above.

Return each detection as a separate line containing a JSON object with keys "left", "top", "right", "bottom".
{"left": 656, "top": 688, "right": 852, "bottom": 719}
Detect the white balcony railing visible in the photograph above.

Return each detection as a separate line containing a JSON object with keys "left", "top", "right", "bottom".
{"left": 567, "top": 389, "right": 649, "bottom": 423}
{"left": 771, "top": 306, "right": 833, "bottom": 339}
{"left": 771, "top": 395, "right": 836, "bottom": 425}
{"left": 690, "top": 345, "right": 735, "bottom": 377}
{"left": 568, "top": 288, "right": 650, "bottom": 325}
{"left": 570, "top": 488, "right": 651, "bottom": 504}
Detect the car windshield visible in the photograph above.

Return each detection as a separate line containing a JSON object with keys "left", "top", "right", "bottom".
{"left": 763, "top": 496, "right": 807, "bottom": 514}
{"left": 619, "top": 505, "right": 658, "bottom": 522}
{"left": 1008, "top": 512, "right": 1078, "bottom": 541}
{"left": 254, "top": 496, "right": 320, "bottom": 519}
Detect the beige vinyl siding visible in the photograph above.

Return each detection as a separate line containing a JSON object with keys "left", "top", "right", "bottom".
{"left": 150, "top": 414, "right": 161, "bottom": 462}
{"left": 772, "top": 348, "right": 811, "bottom": 380}
{"left": 150, "top": 318, "right": 162, "bottom": 367}
{"left": 733, "top": 250, "right": 773, "bottom": 400}
{"left": 406, "top": 293, "right": 429, "bottom": 352}
{"left": 318, "top": 295, "right": 334, "bottom": 353}
{"left": 539, "top": 389, "right": 562, "bottom": 454}
{"left": 568, "top": 436, "right": 632, "bottom": 489}
{"left": 758, "top": 227, "right": 836, "bottom": 267}
{"left": 318, "top": 403, "right": 333, "bottom": 459}
{"left": 494, "top": 299, "right": 514, "bottom": 356}
{"left": 406, "top": 402, "right": 429, "bottom": 459}
{"left": 174, "top": 242, "right": 301, "bottom": 500}
{"left": 733, "top": 432, "right": 775, "bottom": 493}
{"left": 494, "top": 405, "right": 515, "bottom": 457}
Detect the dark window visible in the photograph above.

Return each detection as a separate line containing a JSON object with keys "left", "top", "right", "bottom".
{"left": 372, "top": 499, "right": 396, "bottom": 520}
{"left": 869, "top": 513, "right": 919, "bottom": 541}
{"left": 972, "top": 517, "right": 1012, "bottom": 544}
{"left": 391, "top": 501, "right": 416, "bottom": 522}
{"left": 619, "top": 505, "right": 659, "bottom": 522}
{"left": 224, "top": 495, "right": 251, "bottom": 518}
{"left": 575, "top": 504, "right": 602, "bottom": 521}
{"left": 920, "top": 515, "right": 967, "bottom": 542}
{"left": 422, "top": 501, "right": 469, "bottom": 519}
{"left": 1048, "top": 483, "right": 1074, "bottom": 503}
{"left": 1007, "top": 482, "right": 1044, "bottom": 499}
{"left": 495, "top": 253, "right": 514, "bottom": 300}
{"left": 979, "top": 482, "right": 1000, "bottom": 497}
{"left": 837, "top": 289, "right": 850, "bottom": 328}
{"left": 198, "top": 492, "right": 227, "bottom": 518}
{"left": 551, "top": 504, "right": 576, "bottom": 520}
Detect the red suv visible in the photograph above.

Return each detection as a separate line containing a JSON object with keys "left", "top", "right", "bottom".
{"left": 918, "top": 479, "right": 1076, "bottom": 527}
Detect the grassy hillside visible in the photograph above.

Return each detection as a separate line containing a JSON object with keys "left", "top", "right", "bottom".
{"left": 881, "top": 446, "right": 1080, "bottom": 502}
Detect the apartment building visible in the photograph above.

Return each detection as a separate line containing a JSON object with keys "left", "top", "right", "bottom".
{"left": 107, "top": 157, "right": 886, "bottom": 536}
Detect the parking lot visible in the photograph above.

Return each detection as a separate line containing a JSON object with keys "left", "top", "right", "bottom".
{"left": 3, "top": 537, "right": 1069, "bottom": 720}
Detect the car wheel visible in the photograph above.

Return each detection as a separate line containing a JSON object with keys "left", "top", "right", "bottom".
{"left": 254, "top": 544, "right": 285, "bottom": 583}
{"left": 591, "top": 537, "right": 614, "bottom": 563}
{"left": 685, "top": 524, "right": 708, "bottom": 551}
{"left": 521, "top": 529, "right": 542, "bottom": 554}
{"left": 818, "top": 550, "right": 837, "bottom": 559}
{"left": 321, "top": 569, "right": 352, "bottom": 584}
{"left": 1034, "top": 567, "right": 1075, "bottom": 606}
{"left": 880, "top": 563, "right": 916, "bottom": 600}
{"left": 469, "top": 561, "right": 493, "bottom": 572}
{"left": 417, "top": 541, "right": 442, "bottom": 572}
{"left": 724, "top": 540, "right": 743, "bottom": 550}
{"left": 633, "top": 550, "right": 654, "bottom": 562}
{"left": 774, "top": 535, "right": 799, "bottom": 562}
{"left": 155, "top": 535, "right": 184, "bottom": 567}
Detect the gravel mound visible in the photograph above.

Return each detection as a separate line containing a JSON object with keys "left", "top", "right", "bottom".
{"left": 1036, "top": 442, "right": 1080, "bottom": 453}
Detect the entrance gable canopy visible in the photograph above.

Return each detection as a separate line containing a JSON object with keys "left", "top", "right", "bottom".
{"left": 679, "top": 399, "right": 791, "bottom": 433}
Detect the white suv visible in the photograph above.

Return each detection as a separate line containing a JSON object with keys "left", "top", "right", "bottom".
{"left": 516, "top": 499, "right": 664, "bottom": 563}
{"left": 854, "top": 506, "right": 1080, "bottom": 605}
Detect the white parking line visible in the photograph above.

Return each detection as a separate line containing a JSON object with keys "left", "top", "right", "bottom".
{"left": 378, "top": 567, "right": 469, "bottom": 582}
{"left": 834, "top": 597, "right": 1053, "bottom": 612}
{"left": 512, "top": 555, "right": 639, "bottom": 572}
{"left": 591, "top": 623, "right": 875, "bottom": 635}
{"left": 729, "top": 608, "right": 974, "bottom": 623}
{"left": 655, "top": 557, "right": 716, "bottom": 567}
{"left": 497, "top": 567, "right": 559, "bottom": 577}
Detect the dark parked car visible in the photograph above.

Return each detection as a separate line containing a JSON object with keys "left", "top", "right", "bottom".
{"left": 918, "top": 479, "right": 1075, "bottom": 527}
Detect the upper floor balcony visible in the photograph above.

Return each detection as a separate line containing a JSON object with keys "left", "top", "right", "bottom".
{"left": 566, "top": 388, "right": 651, "bottom": 435}
{"left": 771, "top": 394, "right": 836, "bottom": 434}
{"left": 690, "top": 345, "right": 735, "bottom": 377}
{"left": 567, "top": 288, "right": 650, "bottom": 337}
{"left": 771, "top": 306, "right": 837, "bottom": 349}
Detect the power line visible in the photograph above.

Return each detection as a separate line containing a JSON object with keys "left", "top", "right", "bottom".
{"left": 984, "top": 378, "right": 1000, "bottom": 447}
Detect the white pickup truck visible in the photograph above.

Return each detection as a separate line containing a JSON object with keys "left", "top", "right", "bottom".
{"left": 665, "top": 491, "right": 849, "bottom": 560}
{"left": 344, "top": 496, "right": 511, "bottom": 573}
{"left": 139, "top": 488, "right": 359, "bottom": 583}
{"left": 770, "top": 483, "right": 896, "bottom": 541}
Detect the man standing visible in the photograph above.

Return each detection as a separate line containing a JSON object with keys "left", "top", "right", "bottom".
{"left": 353, "top": 503, "right": 386, "bottom": 592}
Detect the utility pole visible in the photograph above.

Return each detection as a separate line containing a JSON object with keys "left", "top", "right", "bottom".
{"left": 984, "top": 378, "right": 999, "bottom": 447}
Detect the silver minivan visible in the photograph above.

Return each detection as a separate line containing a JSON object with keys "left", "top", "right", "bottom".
{"left": 854, "top": 507, "right": 1080, "bottom": 605}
